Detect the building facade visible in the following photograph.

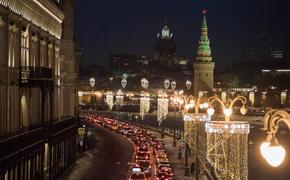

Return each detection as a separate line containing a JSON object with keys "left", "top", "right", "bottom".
{"left": 0, "top": 0, "right": 78, "bottom": 179}
{"left": 193, "top": 11, "right": 215, "bottom": 96}
{"left": 154, "top": 19, "right": 176, "bottom": 66}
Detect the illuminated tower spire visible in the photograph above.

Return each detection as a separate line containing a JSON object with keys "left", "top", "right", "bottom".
{"left": 194, "top": 10, "right": 215, "bottom": 95}
{"left": 196, "top": 10, "right": 212, "bottom": 62}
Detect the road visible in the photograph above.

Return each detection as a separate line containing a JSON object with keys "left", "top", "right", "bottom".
{"left": 66, "top": 124, "right": 134, "bottom": 180}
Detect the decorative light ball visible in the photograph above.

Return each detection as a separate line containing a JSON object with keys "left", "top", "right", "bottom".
{"left": 207, "top": 107, "right": 215, "bottom": 116}
{"left": 260, "top": 142, "right": 286, "bottom": 167}
{"left": 141, "top": 78, "right": 149, "bottom": 89}
{"left": 189, "top": 100, "right": 195, "bottom": 105}
{"left": 178, "top": 98, "right": 184, "bottom": 105}
{"left": 171, "top": 81, "right": 176, "bottom": 90}
{"left": 122, "top": 73, "right": 128, "bottom": 79}
{"left": 240, "top": 105, "right": 247, "bottom": 115}
{"left": 89, "top": 77, "right": 95, "bottom": 88}
{"left": 260, "top": 142, "right": 270, "bottom": 159}
{"left": 203, "top": 103, "right": 209, "bottom": 109}
{"left": 186, "top": 80, "right": 192, "bottom": 90}
{"left": 185, "top": 104, "right": 191, "bottom": 110}
{"left": 121, "top": 78, "right": 127, "bottom": 88}
{"left": 223, "top": 108, "right": 232, "bottom": 117}
{"left": 199, "top": 104, "right": 204, "bottom": 109}
{"left": 164, "top": 79, "right": 170, "bottom": 89}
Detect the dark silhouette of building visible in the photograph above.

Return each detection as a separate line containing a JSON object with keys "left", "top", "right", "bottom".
{"left": 154, "top": 17, "right": 176, "bottom": 65}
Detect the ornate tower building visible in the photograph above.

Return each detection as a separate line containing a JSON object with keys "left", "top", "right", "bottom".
{"left": 194, "top": 11, "right": 215, "bottom": 95}
{"left": 154, "top": 18, "right": 176, "bottom": 65}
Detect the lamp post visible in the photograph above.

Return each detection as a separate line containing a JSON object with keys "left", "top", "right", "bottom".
{"left": 170, "top": 80, "right": 177, "bottom": 142}
{"left": 158, "top": 91, "right": 168, "bottom": 139}
{"left": 260, "top": 109, "right": 290, "bottom": 167}
{"left": 117, "top": 77, "right": 127, "bottom": 120}
{"left": 140, "top": 78, "right": 150, "bottom": 120}
{"left": 206, "top": 95, "right": 249, "bottom": 180}
{"left": 182, "top": 95, "right": 210, "bottom": 178}
{"left": 157, "top": 79, "right": 171, "bottom": 139}
{"left": 89, "top": 77, "right": 95, "bottom": 110}
{"left": 116, "top": 89, "right": 124, "bottom": 120}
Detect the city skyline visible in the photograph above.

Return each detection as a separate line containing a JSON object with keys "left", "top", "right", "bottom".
{"left": 75, "top": 0, "right": 290, "bottom": 69}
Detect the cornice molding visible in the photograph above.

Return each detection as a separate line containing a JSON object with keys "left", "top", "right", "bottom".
{"left": 0, "top": 0, "right": 65, "bottom": 39}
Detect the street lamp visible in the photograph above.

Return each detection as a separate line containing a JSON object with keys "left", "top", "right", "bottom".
{"left": 182, "top": 95, "right": 211, "bottom": 178}
{"left": 205, "top": 95, "right": 249, "bottom": 180}
{"left": 89, "top": 77, "right": 96, "bottom": 110}
{"left": 116, "top": 77, "right": 128, "bottom": 120}
{"left": 116, "top": 89, "right": 124, "bottom": 119}
{"left": 260, "top": 109, "right": 290, "bottom": 167}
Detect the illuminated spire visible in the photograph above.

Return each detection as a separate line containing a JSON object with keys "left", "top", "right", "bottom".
{"left": 196, "top": 10, "right": 212, "bottom": 62}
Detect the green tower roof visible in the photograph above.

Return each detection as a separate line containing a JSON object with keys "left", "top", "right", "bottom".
{"left": 196, "top": 10, "right": 212, "bottom": 62}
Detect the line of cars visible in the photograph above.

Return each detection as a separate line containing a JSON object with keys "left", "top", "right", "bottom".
{"left": 80, "top": 113, "right": 174, "bottom": 180}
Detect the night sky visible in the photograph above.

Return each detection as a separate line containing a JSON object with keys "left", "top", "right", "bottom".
{"left": 75, "top": 0, "right": 290, "bottom": 69}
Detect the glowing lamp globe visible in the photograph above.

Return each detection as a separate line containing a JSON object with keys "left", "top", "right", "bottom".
{"left": 207, "top": 107, "right": 215, "bottom": 116}
{"left": 240, "top": 106, "right": 247, "bottom": 115}
{"left": 260, "top": 142, "right": 270, "bottom": 159}
{"left": 199, "top": 104, "right": 204, "bottom": 109}
{"left": 223, "top": 108, "right": 232, "bottom": 117}
{"left": 260, "top": 142, "right": 286, "bottom": 167}
{"left": 203, "top": 103, "right": 209, "bottom": 109}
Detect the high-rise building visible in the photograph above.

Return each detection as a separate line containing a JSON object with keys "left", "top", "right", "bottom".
{"left": 154, "top": 18, "right": 176, "bottom": 65}
{"left": 0, "top": 0, "right": 78, "bottom": 179}
{"left": 193, "top": 10, "right": 215, "bottom": 95}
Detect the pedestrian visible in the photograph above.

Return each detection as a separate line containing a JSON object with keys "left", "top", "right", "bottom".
{"left": 191, "top": 162, "right": 195, "bottom": 174}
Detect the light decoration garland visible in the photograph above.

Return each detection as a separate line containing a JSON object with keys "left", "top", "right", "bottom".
{"left": 249, "top": 92, "right": 255, "bottom": 106}
{"left": 116, "top": 89, "right": 124, "bottom": 106}
{"left": 280, "top": 91, "right": 286, "bottom": 105}
{"left": 140, "top": 78, "right": 150, "bottom": 120}
{"left": 182, "top": 95, "right": 213, "bottom": 176}
{"left": 205, "top": 121, "right": 249, "bottom": 180}
{"left": 140, "top": 93, "right": 150, "bottom": 120}
{"left": 206, "top": 95, "right": 249, "bottom": 180}
{"left": 157, "top": 94, "right": 169, "bottom": 125}
{"left": 105, "top": 91, "right": 114, "bottom": 111}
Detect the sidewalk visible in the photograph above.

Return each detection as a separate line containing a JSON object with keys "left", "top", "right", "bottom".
{"left": 147, "top": 130, "right": 208, "bottom": 180}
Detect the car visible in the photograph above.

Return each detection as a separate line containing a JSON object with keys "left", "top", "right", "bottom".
{"left": 137, "top": 146, "right": 150, "bottom": 154}
{"left": 129, "top": 173, "right": 146, "bottom": 180}
{"left": 156, "top": 157, "right": 169, "bottom": 164}
{"left": 157, "top": 166, "right": 174, "bottom": 177}
{"left": 128, "top": 167, "right": 146, "bottom": 180}
{"left": 156, "top": 162, "right": 171, "bottom": 171}
{"left": 136, "top": 160, "right": 151, "bottom": 176}
{"left": 135, "top": 151, "right": 150, "bottom": 161}
{"left": 156, "top": 172, "right": 173, "bottom": 180}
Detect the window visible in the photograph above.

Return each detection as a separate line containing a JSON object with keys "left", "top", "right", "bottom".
{"left": 8, "top": 24, "right": 18, "bottom": 67}
{"left": 21, "top": 28, "right": 29, "bottom": 67}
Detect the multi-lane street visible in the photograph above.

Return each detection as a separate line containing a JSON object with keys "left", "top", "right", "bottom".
{"left": 66, "top": 122, "right": 134, "bottom": 180}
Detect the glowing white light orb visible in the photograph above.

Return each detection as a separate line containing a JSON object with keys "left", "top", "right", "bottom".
{"left": 240, "top": 106, "right": 247, "bottom": 115}
{"left": 260, "top": 142, "right": 286, "bottom": 167}
{"left": 203, "top": 103, "right": 209, "bottom": 109}
{"left": 186, "top": 80, "right": 192, "bottom": 90}
{"left": 171, "top": 81, "right": 176, "bottom": 90}
{"left": 207, "top": 107, "right": 215, "bottom": 116}
{"left": 223, "top": 108, "right": 232, "bottom": 117}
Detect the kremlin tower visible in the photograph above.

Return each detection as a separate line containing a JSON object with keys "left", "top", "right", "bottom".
{"left": 193, "top": 10, "right": 215, "bottom": 96}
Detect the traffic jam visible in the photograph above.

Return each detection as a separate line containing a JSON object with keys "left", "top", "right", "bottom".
{"left": 80, "top": 113, "right": 174, "bottom": 180}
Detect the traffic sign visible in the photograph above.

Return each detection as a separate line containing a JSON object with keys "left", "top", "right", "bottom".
{"left": 78, "top": 127, "right": 85, "bottom": 135}
{"left": 179, "top": 139, "right": 185, "bottom": 146}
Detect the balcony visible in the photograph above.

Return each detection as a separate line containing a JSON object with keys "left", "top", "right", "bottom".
{"left": 21, "top": 66, "right": 53, "bottom": 89}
